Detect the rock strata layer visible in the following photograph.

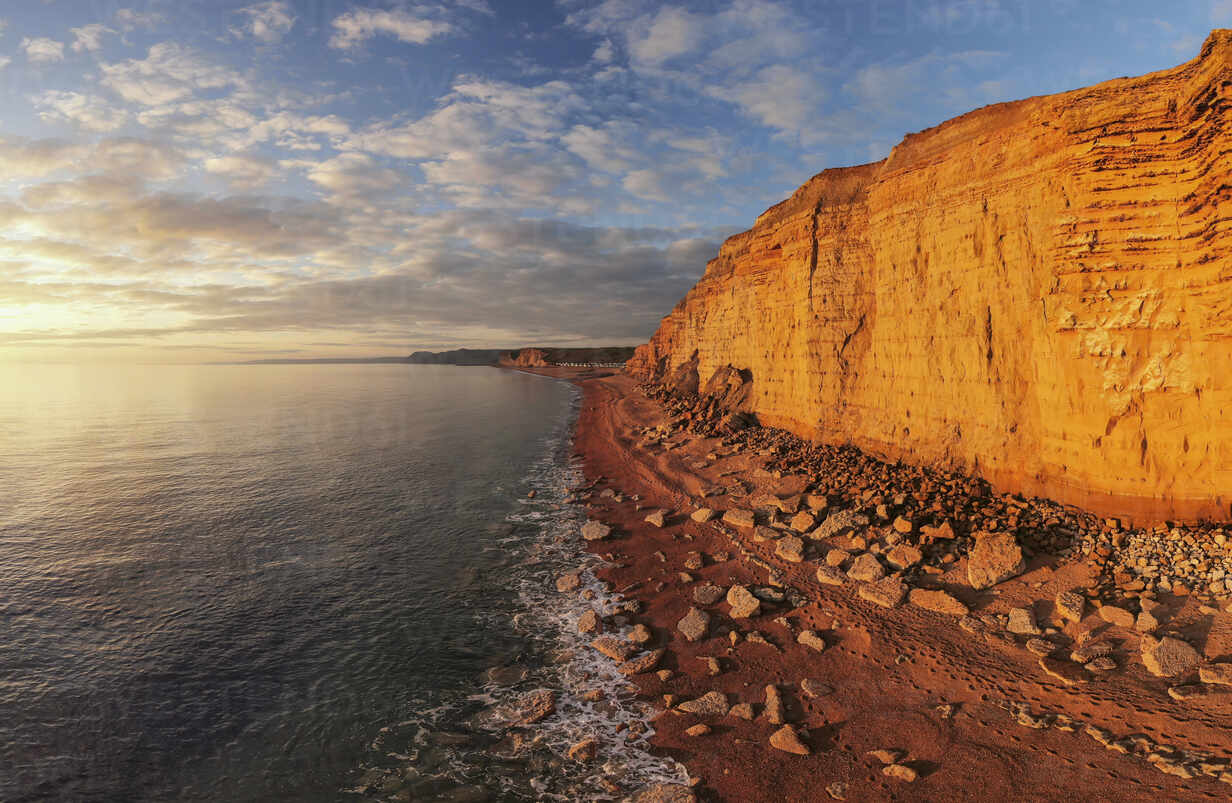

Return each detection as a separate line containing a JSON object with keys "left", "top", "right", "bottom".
{"left": 629, "top": 32, "right": 1232, "bottom": 524}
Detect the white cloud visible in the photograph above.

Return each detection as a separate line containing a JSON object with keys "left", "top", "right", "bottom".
{"left": 115, "top": 9, "right": 166, "bottom": 31}
{"left": 22, "top": 37, "right": 65, "bottom": 64}
{"left": 0, "top": 56, "right": 9, "bottom": 70}
{"left": 627, "top": 6, "right": 705, "bottom": 67}
{"left": 100, "top": 43, "right": 248, "bottom": 106}
{"left": 204, "top": 153, "right": 280, "bottom": 189}
{"left": 328, "top": 7, "right": 453, "bottom": 49}
{"left": 235, "top": 1, "right": 296, "bottom": 43}
{"left": 300, "top": 152, "right": 402, "bottom": 199}
{"left": 70, "top": 24, "right": 113, "bottom": 53}
{"left": 0, "top": 18, "right": 7, "bottom": 37}
{"left": 717, "top": 64, "right": 820, "bottom": 133}
{"left": 35, "top": 91, "right": 129, "bottom": 132}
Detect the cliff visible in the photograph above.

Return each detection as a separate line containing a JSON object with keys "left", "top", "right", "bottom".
{"left": 630, "top": 31, "right": 1232, "bottom": 524}
{"left": 499, "top": 347, "right": 637, "bottom": 367}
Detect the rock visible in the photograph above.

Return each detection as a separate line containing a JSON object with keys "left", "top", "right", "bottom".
{"left": 1086, "top": 656, "right": 1117, "bottom": 672}
{"left": 815, "top": 566, "right": 846, "bottom": 586}
{"left": 722, "top": 509, "right": 756, "bottom": 529}
{"left": 763, "top": 684, "right": 785, "bottom": 724}
{"left": 885, "top": 544, "right": 922, "bottom": 570}
{"left": 908, "top": 588, "right": 968, "bottom": 615}
{"left": 633, "top": 783, "right": 697, "bottom": 803}
{"left": 691, "top": 508, "right": 716, "bottom": 523}
{"left": 568, "top": 738, "right": 598, "bottom": 762}
{"left": 859, "top": 576, "right": 907, "bottom": 608}
{"left": 1026, "top": 638, "right": 1056, "bottom": 656}
{"left": 797, "top": 630, "right": 827, "bottom": 652}
{"left": 825, "top": 782, "right": 848, "bottom": 800}
{"left": 556, "top": 572, "right": 582, "bottom": 593}
{"left": 1039, "top": 656, "right": 1088, "bottom": 685}
{"left": 776, "top": 535, "right": 805, "bottom": 563}
{"left": 753, "top": 525, "right": 781, "bottom": 542}
{"left": 729, "top": 702, "right": 755, "bottom": 720}
{"left": 1098, "top": 604, "right": 1135, "bottom": 628}
{"left": 693, "top": 583, "right": 726, "bottom": 605}
{"left": 824, "top": 548, "right": 850, "bottom": 567}
{"left": 520, "top": 689, "right": 555, "bottom": 724}
{"left": 1136, "top": 609, "right": 1160, "bottom": 633}
{"left": 677, "top": 607, "right": 710, "bottom": 642}
{"left": 1200, "top": 663, "right": 1232, "bottom": 685}
{"left": 1007, "top": 607, "right": 1041, "bottom": 635}
{"left": 769, "top": 725, "right": 809, "bottom": 755}
{"left": 892, "top": 516, "right": 914, "bottom": 534}
{"left": 677, "top": 691, "right": 729, "bottom": 716}
{"left": 581, "top": 520, "right": 612, "bottom": 541}
{"left": 684, "top": 723, "right": 711, "bottom": 737}
{"left": 846, "top": 552, "right": 886, "bottom": 582}
{"left": 1141, "top": 636, "right": 1200, "bottom": 677}
{"left": 628, "top": 623, "right": 653, "bottom": 644}
{"left": 683, "top": 551, "right": 704, "bottom": 570}
{"left": 789, "top": 511, "right": 816, "bottom": 532}
{"left": 883, "top": 764, "right": 918, "bottom": 782}
{"left": 1054, "top": 590, "right": 1086, "bottom": 623}
{"left": 805, "top": 493, "right": 829, "bottom": 511}
{"left": 801, "top": 678, "right": 834, "bottom": 698}
{"left": 591, "top": 636, "right": 636, "bottom": 661}
{"left": 644, "top": 510, "right": 667, "bottom": 528}
{"left": 920, "top": 520, "right": 956, "bottom": 543}
{"left": 1070, "top": 642, "right": 1113, "bottom": 663}
{"left": 866, "top": 748, "right": 905, "bottom": 764}
{"left": 577, "top": 609, "right": 601, "bottom": 634}
{"left": 811, "top": 509, "right": 866, "bottom": 540}
{"left": 726, "top": 584, "right": 761, "bottom": 618}
{"left": 701, "top": 656, "right": 722, "bottom": 675}
{"left": 966, "top": 532, "right": 1026, "bottom": 589}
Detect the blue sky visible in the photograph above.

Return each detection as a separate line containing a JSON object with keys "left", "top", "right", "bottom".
{"left": 0, "top": 0, "right": 1228, "bottom": 361}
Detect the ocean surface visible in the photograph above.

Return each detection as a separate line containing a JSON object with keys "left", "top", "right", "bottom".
{"left": 0, "top": 363, "right": 681, "bottom": 802}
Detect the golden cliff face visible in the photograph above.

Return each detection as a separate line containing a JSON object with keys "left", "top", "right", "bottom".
{"left": 630, "top": 31, "right": 1232, "bottom": 524}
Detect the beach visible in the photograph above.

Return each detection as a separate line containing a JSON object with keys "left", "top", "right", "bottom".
{"left": 531, "top": 366, "right": 1232, "bottom": 802}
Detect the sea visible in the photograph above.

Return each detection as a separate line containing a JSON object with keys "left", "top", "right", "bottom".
{"left": 0, "top": 363, "right": 685, "bottom": 802}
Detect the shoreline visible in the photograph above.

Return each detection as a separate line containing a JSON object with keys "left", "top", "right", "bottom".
{"left": 530, "top": 366, "right": 1232, "bottom": 801}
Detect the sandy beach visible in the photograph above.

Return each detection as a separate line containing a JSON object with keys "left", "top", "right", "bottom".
{"left": 529, "top": 366, "right": 1232, "bottom": 802}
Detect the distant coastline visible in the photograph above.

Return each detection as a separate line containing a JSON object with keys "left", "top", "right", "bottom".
{"left": 232, "top": 346, "right": 636, "bottom": 367}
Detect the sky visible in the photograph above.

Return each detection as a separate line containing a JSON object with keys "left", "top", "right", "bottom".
{"left": 0, "top": 0, "right": 1228, "bottom": 362}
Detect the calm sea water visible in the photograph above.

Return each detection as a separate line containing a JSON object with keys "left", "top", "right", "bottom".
{"left": 0, "top": 364, "right": 680, "bottom": 802}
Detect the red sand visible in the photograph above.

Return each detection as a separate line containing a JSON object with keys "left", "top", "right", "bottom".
{"left": 533, "top": 367, "right": 1232, "bottom": 801}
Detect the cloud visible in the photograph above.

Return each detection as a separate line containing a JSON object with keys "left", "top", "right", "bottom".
{"left": 115, "top": 8, "right": 166, "bottom": 31}
{"left": 34, "top": 91, "right": 129, "bottom": 132}
{"left": 100, "top": 43, "right": 249, "bottom": 106}
{"left": 70, "top": 24, "right": 113, "bottom": 53}
{"left": 204, "top": 153, "right": 280, "bottom": 189}
{"left": 297, "top": 152, "right": 402, "bottom": 199}
{"left": 22, "top": 37, "right": 65, "bottom": 63}
{"left": 0, "top": 56, "right": 9, "bottom": 70}
{"left": 627, "top": 6, "right": 706, "bottom": 68}
{"left": 716, "top": 64, "right": 821, "bottom": 133}
{"left": 328, "top": 7, "right": 453, "bottom": 49}
{"left": 235, "top": 1, "right": 296, "bottom": 43}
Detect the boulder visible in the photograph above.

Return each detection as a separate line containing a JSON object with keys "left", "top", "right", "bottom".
{"left": 644, "top": 510, "right": 667, "bottom": 528}
{"left": 846, "top": 552, "right": 886, "bottom": 582}
{"left": 693, "top": 583, "right": 726, "bottom": 605}
{"left": 769, "top": 725, "right": 809, "bottom": 755}
{"left": 885, "top": 544, "right": 922, "bottom": 570}
{"left": 797, "top": 630, "right": 827, "bottom": 652}
{"left": 633, "top": 783, "right": 697, "bottom": 803}
{"left": 1141, "top": 636, "right": 1200, "bottom": 677}
{"left": 1007, "top": 607, "right": 1041, "bottom": 635}
{"left": 1098, "top": 604, "right": 1135, "bottom": 628}
{"left": 1054, "top": 590, "right": 1086, "bottom": 623}
{"left": 1199, "top": 663, "right": 1232, "bottom": 686}
{"left": 581, "top": 520, "right": 612, "bottom": 541}
{"left": 722, "top": 509, "right": 756, "bottom": 528}
{"left": 556, "top": 572, "right": 582, "bottom": 593}
{"left": 726, "top": 585, "right": 761, "bottom": 618}
{"left": 908, "top": 588, "right": 968, "bottom": 616}
{"left": 789, "top": 511, "right": 816, "bottom": 532}
{"left": 577, "top": 609, "right": 601, "bottom": 634}
{"left": 591, "top": 636, "right": 636, "bottom": 661}
{"left": 859, "top": 576, "right": 907, "bottom": 608}
{"left": 677, "top": 607, "right": 711, "bottom": 642}
{"left": 815, "top": 566, "right": 845, "bottom": 586}
{"left": 520, "top": 689, "right": 556, "bottom": 724}
{"left": 691, "top": 507, "right": 716, "bottom": 523}
{"left": 891, "top": 516, "right": 914, "bottom": 534}
{"left": 919, "top": 520, "right": 956, "bottom": 543}
{"left": 618, "top": 649, "right": 666, "bottom": 675}
{"left": 966, "top": 532, "right": 1026, "bottom": 590}
{"left": 776, "top": 535, "right": 805, "bottom": 563}
{"left": 763, "top": 684, "right": 785, "bottom": 724}
{"left": 811, "top": 509, "right": 867, "bottom": 540}
{"left": 677, "top": 690, "right": 728, "bottom": 716}
{"left": 568, "top": 738, "right": 598, "bottom": 762}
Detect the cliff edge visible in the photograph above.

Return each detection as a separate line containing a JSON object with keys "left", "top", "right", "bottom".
{"left": 630, "top": 31, "right": 1232, "bottom": 524}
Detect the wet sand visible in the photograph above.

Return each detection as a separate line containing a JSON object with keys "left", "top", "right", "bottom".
{"left": 544, "top": 368, "right": 1232, "bottom": 802}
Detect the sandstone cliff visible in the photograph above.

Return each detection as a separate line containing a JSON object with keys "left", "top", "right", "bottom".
{"left": 630, "top": 31, "right": 1232, "bottom": 524}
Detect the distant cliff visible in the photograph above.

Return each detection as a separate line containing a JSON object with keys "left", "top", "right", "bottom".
{"left": 499, "top": 347, "right": 637, "bottom": 367}
{"left": 407, "top": 349, "right": 508, "bottom": 365}
{"left": 630, "top": 31, "right": 1232, "bottom": 523}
